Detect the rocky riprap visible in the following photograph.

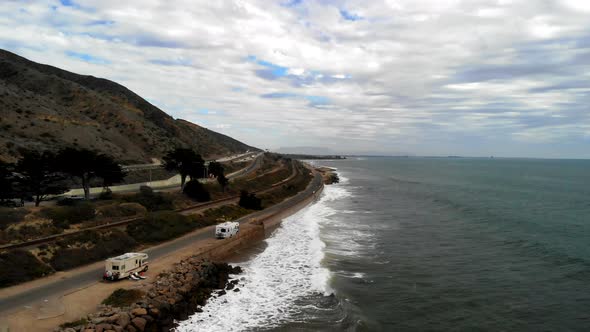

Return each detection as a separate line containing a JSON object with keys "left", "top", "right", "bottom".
{"left": 55, "top": 258, "right": 242, "bottom": 332}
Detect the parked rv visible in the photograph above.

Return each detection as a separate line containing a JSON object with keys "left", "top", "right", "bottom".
{"left": 215, "top": 221, "right": 239, "bottom": 239}
{"left": 103, "top": 252, "right": 148, "bottom": 281}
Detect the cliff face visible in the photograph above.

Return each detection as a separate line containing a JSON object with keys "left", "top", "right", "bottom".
{"left": 0, "top": 49, "right": 257, "bottom": 163}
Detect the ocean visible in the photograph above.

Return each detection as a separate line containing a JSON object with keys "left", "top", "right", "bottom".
{"left": 175, "top": 157, "right": 590, "bottom": 331}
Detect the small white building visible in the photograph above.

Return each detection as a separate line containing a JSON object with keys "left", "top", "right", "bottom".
{"left": 215, "top": 222, "right": 240, "bottom": 239}
{"left": 103, "top": 252, "right": 148, "bottom": 281}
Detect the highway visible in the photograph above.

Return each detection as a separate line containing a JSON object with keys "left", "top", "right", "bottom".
{"left": 0, "top": 171, "right": 322, "bottom": 315}
{"left": 61, "top": 153, "right": 263, "bottom": 198}
{"left": 0, "top": 153, "right": 271, "bottom": 251}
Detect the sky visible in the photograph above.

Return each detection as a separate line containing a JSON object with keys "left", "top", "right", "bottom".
{"left": 1, "top": 0, "right": 590, "bottom": 158}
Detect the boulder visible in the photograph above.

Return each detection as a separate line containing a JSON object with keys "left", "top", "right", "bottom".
{"left": 115, "top": 312, "right": 130, "bottom": 328}
{"left": 113, "top": 327, "right": 124, "bottom": 332}
{"left": 148, "top": 308, "right": 160, "bottom": 317}
{"left": 125, "top": 326, "right": 137, "bottom": 332}
{"left": 130, "top": 308, "right": 147, "bottom": 317}
{"left": 131, "top": 317, "right": 147, "bottom": 332}
{"left": 106, "top": 314, "right": 120, "bottom": 324}
{"left": 95, "top": 324, "right": 112, "bottom": 332}
{"left": 92, "top": 317, "right": 108, "bottom": 325}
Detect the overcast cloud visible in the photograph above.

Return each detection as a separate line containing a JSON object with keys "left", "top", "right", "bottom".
{"left": 2, "top": 0, "right": 590, "bottom": 157}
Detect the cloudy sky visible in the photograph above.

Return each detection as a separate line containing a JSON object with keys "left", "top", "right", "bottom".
{"left": 2, "top": 0, "right": 590, "bottom": 157}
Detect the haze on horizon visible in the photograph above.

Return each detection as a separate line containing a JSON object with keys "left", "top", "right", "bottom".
{"left": 2, "top": 0, "right": 590, "bottom": 159}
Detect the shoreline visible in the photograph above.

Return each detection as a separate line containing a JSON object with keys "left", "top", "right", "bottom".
{"left": 0, "top": 168, "right": 324, "bottom": 332}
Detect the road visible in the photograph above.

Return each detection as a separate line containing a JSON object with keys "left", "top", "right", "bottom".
{"left": 0, "top": 153, "right": 273, "bottom": 251}
{"left": 61, "top": 153, "right": 263, "bottom": 198}
{"left": 0, "top": 171, "right": 322, "bottom": 315}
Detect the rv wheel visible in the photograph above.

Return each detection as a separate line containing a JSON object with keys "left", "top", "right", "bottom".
{"left": 143, "top": 266, "right": 149, "bottom": 272}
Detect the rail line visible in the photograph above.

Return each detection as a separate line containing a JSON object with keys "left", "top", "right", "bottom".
{"left": 0, "top": 160, "right": 305, "bottom": 251}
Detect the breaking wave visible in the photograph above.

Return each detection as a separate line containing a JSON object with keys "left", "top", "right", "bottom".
{"left": 175, "top": 184, "right": 351, "bottom": 331}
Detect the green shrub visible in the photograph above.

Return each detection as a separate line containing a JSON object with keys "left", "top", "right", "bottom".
{"left": 183, "top": 180, "right": 211, "bottom": 202}
{"left": 0, "top": 208, "right": 27, "bottom": 230}
{"left": 5, "top": 222, "right": 61, "bottom": 242}
{"left": 122, "top": 189, "right": 173, "bottom": 212}
{"left": 56, "top": 198, "right": 78, "bottom": 206}
{"left": 0, "top": 250, "right": 53, "bottom": 287}
{"left": 202, "top": 205, "right": 251, "bottom": 224}
{"left": 139, "top": 185, "right": 153, "bottom": 196}
{"left": 97, "top": 203, "right": 146, "bottom": 219}
{"left": 102, "top": 288, "right": 144, "bottom": 307}
{"left": 98, "top": 188, "right": 113, "bottom": 200}
{"left": 239, "top": 191, "right": 262, "bottom": 210}
{"left": 127, "top": 211, "right": 198, "bottom": 244}
{"left": 49, "top": 230, "right": 137, "bottom": 271}
{"left": 56, "top": 230, "right": 101, "bottom": 247}
{"left": 42, "top": 203, "right": 96, "bottom": 229}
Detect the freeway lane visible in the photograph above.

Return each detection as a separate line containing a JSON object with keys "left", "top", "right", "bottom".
{"left": 62, "top": 153, "right": 263, "bottom": 198}
{"left": 0, "top": 171, "right": 322, "bottom": 315}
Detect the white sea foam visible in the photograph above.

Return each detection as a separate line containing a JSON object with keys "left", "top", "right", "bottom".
{"left": 174, "top": 185, "right": 351, "bottom": 332}
{"left": 337, "top": 174, "right": 350, "bottom": 184}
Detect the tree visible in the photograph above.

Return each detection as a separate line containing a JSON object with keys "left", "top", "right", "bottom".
{"left": 207, "top": 161, "right": 224, "bottom": 178}
{"left": 0, "top": 161, "right": 16, "bottom": 201}
{"left": 57, "top": 148, "right": 124, "bottom": 200}
{"left": 208, "top": 161, "right": 228, "bottom": 192}
{"left": 238, "top": 190, "right": 262, "bottom": 210}
{"left": 95, "top": 155, "right": 126, "bottom": 190}
{"left": 217, "top": 173, "right": 229, "bottom": 192}
{"left": 162, "top": 148, "right": 205, "bottom": 189}
{"left": 15, "top": 151, "right": 69, "bottom": 206}
{"left": 183, "top": 180, "right": 211, "bottom": 202}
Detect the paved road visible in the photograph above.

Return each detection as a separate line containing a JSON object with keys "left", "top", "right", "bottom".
{"left": 0, "top": 171, "right": 322, "bottom": 315}
{"left": 62, "top": 153, "right": 263, "bottom": 198}
{"left": 225, "top": 153, "right": 262, "bottom": 179}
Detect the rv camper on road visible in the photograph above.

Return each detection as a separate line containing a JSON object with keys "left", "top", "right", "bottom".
{"left": 103, "top": 252, "right": 148, "bottom": 281}
{"left": 215, "top": 221, "right": 239, "bottom": 239}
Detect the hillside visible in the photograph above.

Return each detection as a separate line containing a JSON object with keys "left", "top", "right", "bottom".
{"left": 0, "top": 49, "right": 256, "bottom": 163}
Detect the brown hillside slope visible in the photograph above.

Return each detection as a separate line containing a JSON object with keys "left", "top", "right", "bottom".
{"left": 0, "top": 49, "right": 257, "bottom": 163}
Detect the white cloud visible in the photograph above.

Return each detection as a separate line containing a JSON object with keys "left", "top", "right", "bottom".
{"left": 1, "top": 0, "right": 589, "bottom": 157}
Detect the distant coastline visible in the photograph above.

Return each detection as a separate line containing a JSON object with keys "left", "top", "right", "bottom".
{"left": 279, "top": 153, "right": 346, "bottom": 160}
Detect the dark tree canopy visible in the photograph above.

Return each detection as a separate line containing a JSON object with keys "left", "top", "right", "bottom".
{"left": 239, "top": 190, "right": 262, "bottom": 210}
{"left": 15, "top": 150, "right": 69, "bottom": 206}
{"left": 183, "top": 179, "right": 211, "bottom": 202}
{"left": 0, "top": 161, "right": 16, "bottom": 201}
{"left": 207, "top": 161, "right": 224, "bottom": 178}
{"left": 96, "top": 155, "right": 126, "bottom": 188}
{"left": 217, "top": 173, "right": 229, "bottom": 192}
{"left": 163, "top": 148, "right": 205, "bottom": 189}
{"left": 57, "top": 148, "right": 124, "bottom": 199}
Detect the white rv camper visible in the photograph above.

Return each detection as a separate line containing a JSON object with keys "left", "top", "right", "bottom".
{"left": 215, "top": 221, "right": 239, "bottom": 239}
{"left": 103, "top": 252, "right": 148, "bottom": 281}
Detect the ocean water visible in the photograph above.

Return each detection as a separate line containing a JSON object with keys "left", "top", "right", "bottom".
{"left": 175, "top": 157, "right": 590, "bottom": 331}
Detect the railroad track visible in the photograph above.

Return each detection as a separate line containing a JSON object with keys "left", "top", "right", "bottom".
{"left": 0, "top": 160, "right": 305, "bottom": 251}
